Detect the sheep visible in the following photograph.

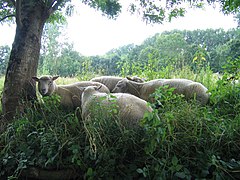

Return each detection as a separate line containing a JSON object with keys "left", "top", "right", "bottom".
{"left": 130, "top": 76, "right": 146, "bottom": 83}
{"left": 90, "top": 76, "right": 145, "bottom": 92}
{"left": 81, "top": 85, "right": 153, "bottom": 127}
{"left": 112, "top": 78, "right": 210, "bottom": 105}
{"left": 213, "top": 72, "right": 222, "bottom": 80}
{"left": 32, "top": 75, "right": 110, "bottom": 109}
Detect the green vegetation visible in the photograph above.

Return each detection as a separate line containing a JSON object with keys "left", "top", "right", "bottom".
{"left": 0, "top": 26, "right": 239, "bottom": 180}
{"left": 1, "top": 28, "right": 239, "bottom": 77}
{"left": 0, "top": 59, "right": 239, "bottom": 179}
{"left": 0, "top": 28, "right": 240, "bottom": 179}
{"left": 0, "top": 1, "right": 239, "bottom": 178}
{"left": 39, "top": 28, "right": 240, "bottom": 77}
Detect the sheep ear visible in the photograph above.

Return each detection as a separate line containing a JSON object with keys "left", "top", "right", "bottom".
{"left": 32, "top": 76, "right": 39, "bottom": 82}
{"left": 53, "top": 75, "right": 59, "bottom": 81}
{"left": 95, "top": 85, "right": 102, "bottom": 90}
{"left": 78, "top": 87, "right": 86, "bottom": 91}
{"left": 126, "top": 76, "right": 133, "bottom": 81}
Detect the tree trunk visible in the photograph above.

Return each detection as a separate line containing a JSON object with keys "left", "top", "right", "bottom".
{"left": 1, "top": 2, "right": 49, "bottom": 127}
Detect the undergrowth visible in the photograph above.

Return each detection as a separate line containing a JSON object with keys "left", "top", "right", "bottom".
{"left": 0, "top": 65, "right": 240, "bottom": 179}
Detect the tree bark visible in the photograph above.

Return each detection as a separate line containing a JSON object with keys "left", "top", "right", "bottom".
{"left": 1, "top": 1, "right": 49, "bottom": 127}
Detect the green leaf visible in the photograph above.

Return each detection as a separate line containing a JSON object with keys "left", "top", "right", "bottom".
{"left": 136, "top": 168, "right": 143, "bottom": 174}
{"left": 172, "top": 156, "right": 178, "bottom": 166}
{"left": 86, "top": 167, "right": 93, "bottom": 176}
{"left": 175, "top": 172, "right": 186, "bottom": 178}
{"left": 176, "top": 164, "right": 183, "bottom": 171}
{"left": 193, "top": 56, "right": 198, "bottom": 62}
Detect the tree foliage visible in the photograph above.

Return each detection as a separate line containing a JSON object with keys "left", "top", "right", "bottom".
{"left": 1, "top": 0, "right": 240, "bottom": 25}
{"left": 0, "top": 45, "right": 10, "bottom": 76}
{"left": 98, "top": 28, "right": 240, "bottom": 75}
{"left": 0, "top": 1, "right": 15, "bottom": 23}
{"left": 1, "top": 28, "right": 239, "bottom": 77}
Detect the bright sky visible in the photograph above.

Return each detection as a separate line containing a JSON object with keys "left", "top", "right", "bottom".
{"left": 0, "top": 2, "right": 237, "bottom": 56}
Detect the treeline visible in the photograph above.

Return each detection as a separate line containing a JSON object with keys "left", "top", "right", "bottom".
{"left": 104, "top": 28, "right": 240, "bottom": 75}
{"left": 0, "top": 27, "right": 239, "bottom": 77}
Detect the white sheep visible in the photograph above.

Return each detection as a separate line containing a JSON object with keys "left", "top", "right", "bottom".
{"left": 32, "top": 75, "right": 110, "bottom": 109}
{"left": 81, "top": 85, "right": 153, "bottom": 127}
{"left": 90, "top": 76, "right": 145, "bottom": 92}
{"left": 112, "top": 78, "right": 210, "bottom": 105}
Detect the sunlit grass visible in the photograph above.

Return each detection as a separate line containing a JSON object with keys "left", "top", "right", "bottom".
{"left": 55, "top": 76, "right": 80, "bottom": 85}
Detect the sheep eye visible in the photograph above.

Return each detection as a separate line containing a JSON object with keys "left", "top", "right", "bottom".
{"left": 119, "top": 83, "right": 125, "bottom": 87}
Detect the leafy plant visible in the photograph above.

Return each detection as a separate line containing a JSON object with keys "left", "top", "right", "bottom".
{"left": 1, "top": 65, "right": 240, "bottom": 179}
{"left": 139, "top": 83, "right": 240, "bottom": 179}
{"left": 0, "top": 95, "right": 86, "bottom": 178}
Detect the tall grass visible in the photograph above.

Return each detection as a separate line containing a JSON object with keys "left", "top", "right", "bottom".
{"left": 0, "top": 65, "right": 240, "bottom": 179}
{"left": 55, "top": 76, "right": 80, "bottom": 84}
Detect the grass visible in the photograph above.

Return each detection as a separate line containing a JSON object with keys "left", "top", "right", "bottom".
{"left": 0, "top": 66, "right": 240, "bottom": 179}
{"left": 55, "top": 76, "right": 80, "bottom": 84}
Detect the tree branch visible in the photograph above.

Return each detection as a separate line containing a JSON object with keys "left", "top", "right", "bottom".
{"left": 6, "top": 0, "right": 16, "bottom": 7}
{"left": 48, "top": 0, "right": 56, "bottom": 7}
{"left": 0, "top": 14, "right": 15, "bottom": 22}
{"left": 48, "top": 0, "right": 64, "bottom": 15}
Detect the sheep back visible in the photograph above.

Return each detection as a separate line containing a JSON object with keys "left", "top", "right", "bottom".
{"left": 113, "top": 78, "right": 209, "bottom": 105}
{"left": 56, "top": 81, "right": 110, "bottom": 109}
{"left": 82, "top": 90, "right": 152, "bottom": 128}
{"left": 161, "top": 79, "right": 194, "bottom": 94}
{"left": 91, "top": 76, "right": 123, "bottom": 92}
{"left": 113, "top": 78, "right": 164, "bottom": 102}
{"left": 91, "top": 76, "right": 145, "bottom": 92}
{"left": 182, "top": 82, "right": 210, "bottom": 105}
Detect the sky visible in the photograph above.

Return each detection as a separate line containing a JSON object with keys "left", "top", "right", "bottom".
{"left": 0, "top": 2, "right": 238, "bottom": 56}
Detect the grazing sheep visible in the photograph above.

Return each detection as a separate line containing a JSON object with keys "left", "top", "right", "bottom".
{"left": 90, "top": 76, "right": 145, "bottom": 92}
{"left": 32, "top": 75, "right": 110, "bottom": 109}
{"left": 81, "top": 85, "right": 153, "bottom": 127}
{"left": 112, "top": 78, "right": 210, "bottom": 105}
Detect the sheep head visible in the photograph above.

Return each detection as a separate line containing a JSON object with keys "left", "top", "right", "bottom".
{"left": 32, "top": 75, "right": 59, "bottom": 96}
{"left": 81, "top": 85, "right": 103, "bottom": 107}
{"left": 81, "top": 85, "right": 102, "bottom": 95}
{"left": 127, "top": 76, "right": 145, "bottom": 83}
{"left": 112, "top": 78, "right": 128, "bottom": 93}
